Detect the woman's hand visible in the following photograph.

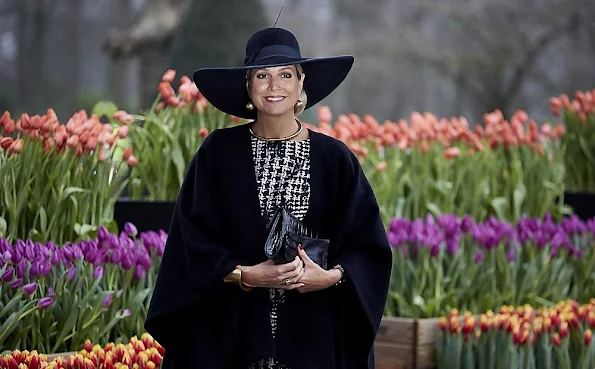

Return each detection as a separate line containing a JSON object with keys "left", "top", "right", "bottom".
{"left": 296, "top": 246, "right": 342, "bottom": 293}
{"left": 237, "top": 256, "right": 305, "bottom": 290}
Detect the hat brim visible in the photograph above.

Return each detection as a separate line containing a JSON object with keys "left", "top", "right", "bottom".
{"left": 192, "top": 55, "right": 354, "bottom": 119}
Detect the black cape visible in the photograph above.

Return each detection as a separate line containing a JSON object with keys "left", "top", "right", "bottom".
{"left": 145, "top": 123, "right": 392, "bottom": 369}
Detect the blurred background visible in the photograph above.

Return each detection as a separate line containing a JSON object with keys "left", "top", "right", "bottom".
{"left": 0, "top": 0, "right": 594, "bottom": 124}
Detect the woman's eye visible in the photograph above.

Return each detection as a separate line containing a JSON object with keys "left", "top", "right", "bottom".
{"left": 282, "top": 73, "right": 292, "bottom": 78}
{"left": 256, "top": 73, "right": 267, "bottom": 79}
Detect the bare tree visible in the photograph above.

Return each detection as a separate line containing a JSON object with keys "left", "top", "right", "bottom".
{"left": 103, "top": 0, "right": 190, "bottom": 108}
{"left": 62, "top": 0, "right": 82, "bottom": 117}
{"left": 16, "top": 0, "right": 57, "bottom": 114}
{"left": 393, "top": 0, "right": 587, "bottom": 118}
{"left": 107, "top": 0, "right": 133, "bottom": 109}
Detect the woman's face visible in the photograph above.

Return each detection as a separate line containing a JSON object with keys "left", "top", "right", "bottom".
{"left": 248, "top": 65, "right": 304, "bottom": 118}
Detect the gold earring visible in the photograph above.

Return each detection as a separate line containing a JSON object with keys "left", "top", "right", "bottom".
{"left": 295, "top": 100, "right": 304, "bottom": 109}
{"left": 246, "top": 102, "right": 254, "bottom": 111}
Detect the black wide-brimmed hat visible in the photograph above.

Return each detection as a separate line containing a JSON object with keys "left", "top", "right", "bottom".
{"left": 192, "top": 27, "right": 354, "bottom": 119}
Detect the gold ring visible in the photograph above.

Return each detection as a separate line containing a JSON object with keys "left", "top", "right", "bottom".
{"left": 285, "top": 278, "right": 292, "bottom": 285}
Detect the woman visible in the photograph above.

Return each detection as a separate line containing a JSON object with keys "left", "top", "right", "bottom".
{"left": 145, "top": 27, "right": 392, "bottom": 369}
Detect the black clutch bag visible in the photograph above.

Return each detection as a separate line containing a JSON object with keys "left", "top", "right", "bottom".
{"left": 264, "top": 207, "right": 329, "bottom": 269}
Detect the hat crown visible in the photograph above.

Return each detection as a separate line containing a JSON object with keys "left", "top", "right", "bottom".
{"left": 243, "top": 28, "right": 302, "bottom": 66}
{"left": 246, "top": 27, "right": 300, "bottom": 54}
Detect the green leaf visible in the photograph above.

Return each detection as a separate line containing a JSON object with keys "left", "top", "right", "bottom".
{"left": 490, "top": 197, "right": 508, "bottom": 220}
{"left": 92, "top": 100, "right": 119, "bottom": 119}
{"left": 0, "top": 216, "right": 6, "bottom": 236}
{"left": 512, "top": 183, "right": 526, "bottom": 220}
{"left": 61, "top": 187, "right": 90, "bottom": 201}
{"left": 74, "top": 223, "right": 97, "bottom": 237}
{"left": 39, "top": 207, "right": 47, "bottom": 233}
{"left": 0, "top": 312, "right": 20, "bottom": 343}
{"left": 0, "top": 293, "right": 23, "bottom": 320}
{"left": 426, "top": 203, "right": 442, "bottom": 218}
{"left": 51, "top": 297, "right": 80, "bottom": 353}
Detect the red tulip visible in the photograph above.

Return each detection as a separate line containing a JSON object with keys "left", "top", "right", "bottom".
{"left": 559, "top": 321, "right": 569, "bottom": 338}
{"left": 552, "top": 332, "right": 561, "bottom": 346}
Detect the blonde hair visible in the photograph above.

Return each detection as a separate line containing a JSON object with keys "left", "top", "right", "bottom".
{"left": 246, "top": 64, "right": 307, "bottom": 116}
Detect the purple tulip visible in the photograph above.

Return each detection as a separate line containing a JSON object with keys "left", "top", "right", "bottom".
{"left": 29, "top": 261, "right": 41, "bottom": 277}
{"left": 0, "top": 238, "right": 9, "bottom": 252}
{"left": 94, "top": 266, "right": 104, "bottom": 279}
{"left": 72, "top": 245, "right": 83, "bottom": 260}
{"left": 134, "top": 265, "right": 146, "bottom": 280}
{"left": 62, "top": 246, "right": 73, "bottom": 260}
{"left": 50, "top": 249, "right": 62, "bottom": 265}
{"left": 110, "top": 247, "right": 123, "bottom": 264}
{"left": 446, "top": 237, "right": 460, "bottom": 254}
{"left": 24, "top": 243, "right": 35, "bottom": 260}
{"left": 1, "top": 266, "right": 14, "bottom": 282}
{"left": 122, "top": 308, "right": 131, "bottom": 317}
{"left": 124, "top": 222, "right": 138, "bottom": 238}
{"left": 157, "top": 242, "right": 165, "bottom": 257}
{"left": 474, "top": 250, "right": 484, "bottom": 264}
{"left": 102, "top": 294, "right": 112, "bottom": 308}
{"left": 40, "top": 260, "right": 51, "bottom": 276}
{"left": 139, "top": 253, "right": 152, "bottom": 269}
{"left": 121, "top": 254, "right": 134, "bottom": 270}
{"left": 10, "top": 278, "right": 23, "bottom": 288}
{"left": 2, "top": 250, "right": 12, "bottom": 263}
{"left": 37, "top": 297, "right": 54, "bottom": 309}
{"left": 47, "top": 288, "right": 55, "bottom": 295}
{"left": 15, "top": 240, "right": 25, "bottom": 257}
{"left": 507, "top": 247, "right": 516, "bottom": 261}
{"left": 65, "top": 266, "right": 76, "bottom": 281}
{"left": 461, "top": 215, "right": 474, "bottom": 233}
{"left": 85, "top": 248, "right": 98, "bottom": 264}
{"left": 23, "top": 282, "right": 37, "bottom": 295}
{"left": 98, "top": 225, "right": 109, "bottom": 241}
{"left": 429, "top": 243, "right": 440, "bottom": 257}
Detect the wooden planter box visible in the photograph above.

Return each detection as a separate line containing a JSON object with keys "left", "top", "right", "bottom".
{"left": 374, "top": 316, "right": 440, "bottom": 369}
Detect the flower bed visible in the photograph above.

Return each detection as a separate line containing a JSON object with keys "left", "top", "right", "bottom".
{"left": 551, "top": 89, "right": 595, "bottom": 193}
{"left": 0, "top": 109, "right": 134, "bottom": 244}
{"left": 0, "top": 333, "right": 163, "bottom": 369}
{"left": 0, "top": 223, "right": 165, "bottom": 353}
{"left": 124, "top": 69, "right": 242, "bottom": 201}
{"left": 385, "top": 213, "right": 595, "bottom": 318}
{"left": 437, "top": 299, "right": 595, "bottom": 369}
{"left": 306, "top": 107, "right": 567, "bottom": 223}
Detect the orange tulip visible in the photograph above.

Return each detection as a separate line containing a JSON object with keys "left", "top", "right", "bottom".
{"left": 162, "top": 69, "right": 176, "bottom": 83}
{"left": 317, "top": 106, "right": 332, "bottom": 124}
{"left": 443, "top": 146, "right": 460, "bottom": 159}
{"left": 376, "top": 161, "right": 388, "bottom": 172}
{"left": 127, "top": 155, "right": 138, "bottom": 167}
{"left": 199, "top": 127, "right": 209, "bottom": 138}
{"left": 0, "top": 136, "right": 13, "bottom": 150}
{"left": 158, "top": 82, "right": 175, "bottom": 100}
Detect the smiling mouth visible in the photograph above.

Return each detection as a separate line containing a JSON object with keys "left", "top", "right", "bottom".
{"left": 264, "top": 96, "right": 286, "bottom": 103}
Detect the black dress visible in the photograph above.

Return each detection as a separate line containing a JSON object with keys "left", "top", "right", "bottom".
{"left": 248, "top": 136, "right": 311, "bottom": 369}
{"left": 145, "top": 123, "right": 392, "bottom": 369}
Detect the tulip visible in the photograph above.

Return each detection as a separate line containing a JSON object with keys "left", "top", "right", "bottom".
{"left": 93, "top": 266, "right": 104, "bottom": 280}
{"left": 102, "top": 294, "right": 112, "bottom": 308}
{"left": 2, "top": 265, "right": 14, "bottom": 281}
{"left": 124, "top": 222, "right": 138, "bottom": 238}
{"left": 37, "top": 297, "right": 54, "bottom": 309}
{"left": 23, "top": 282, "right": 37, "bottom": 295}
{"left": 10, "top": 277, "right": 23, "bottom": 288}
